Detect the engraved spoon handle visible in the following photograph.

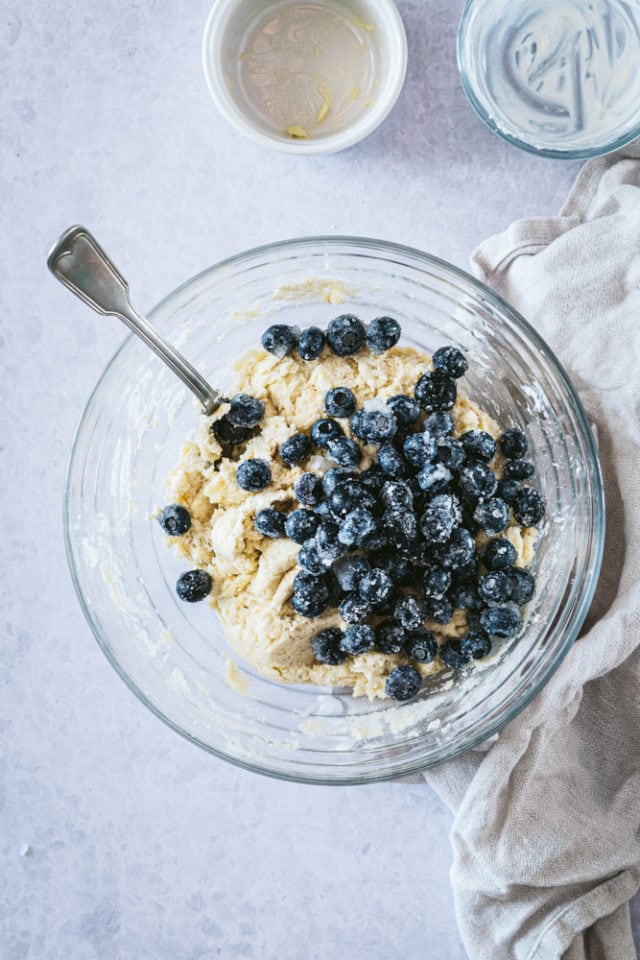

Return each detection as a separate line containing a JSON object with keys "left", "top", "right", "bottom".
{"left": 47, "top": 225, "right": 222, "bottom": 415}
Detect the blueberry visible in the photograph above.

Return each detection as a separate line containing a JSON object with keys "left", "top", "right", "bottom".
{"left": 387, "top": 394, "right": 421, "bottom": 426}
{"left": 513, "top": 487, "right": 546, "bottom": 526}
{"left": 473, "top": 497, "right": 510, "bottom": 535}
{"left": 403, "top": 432, "right": 437, "bottom": 468}
{"left": 496, "top": 478, "right": 520, "bottom": 505}
{"left": 436, "top": 437, "right": 466, "bottom": 471}
{"left": 236, "top": 458, "right": 271, "bottom": 491}
{"left": 254, "top": 508, "right": 286, "bottom": 538}
{"left": 416, "top": 462, "right": 452, "bottom": 494}
{"left": 431, "top": 527, "right": 476, "bottom": 570}
{"left": 385, "top": 665, "right": 422, "bottom": 701}
{"left": 227, "top": 393, "right": 265, "bottom": 428}
{"left": 394, "top": 595, "right": 428, "bottom": 631}
{"left": 357, "top": 568, "right": 394, "bottom": 604}
{"left": 449, "top": 582, "right": 481, "bottom": 610}
{"left": 330, "top": 478, "right": 376, "bottom": 518}
{"left": 350, "top": 402, "right": 397, "bottom": 444}
{"left": 478, "top": 570, "right": 513, "bottom": 604}
{"left": 382, "top": 508, "right": 419, "bottom": 544}
{"left": 327, "top": 436, "right": 362, "bottom": 469}
{"left": 338, "top": 507, "right": 377, "bottom": 547}
{"left": 375, "top": 620, "right": 406, "bottom": 654}
{"left": 261, "top": 324, "right": 299, "bottom": 358}
{"left": 310, "top": 418, "right": 344, "bottom": 448}
{"left": 482, "top": 537, "right": 517, "bottom": 570}
{"left": 315, "top": 521, "right": 348, "bottom": 564}
{"left": 414, "top": 371, "right": 457, "bottom": 412}
{"left": 420, "top": 494, "right": 462, "bottom": 544}
{"left": 509, "top": 568, "right": 536, "bottom": 605}
{"left": 339, "top": 592, "right": 372, "bottom": 624}
{"left": 439, "top": 640, "right": 470, "bottom": 669}
{"left": 423, "top": 565, "right": 451, "bottom": 598}
{"left": 312, "top": 628, "right": 347, "bottom": 665}
{"left": 480, "top": 602, "right": 522, "bottom": 638}
{"left": 176, "top": 569, "right": 212, "bottom": 602}
{"left": 326, "top": 314, "right": 366, "bottom": 356}
{"left": 294, "top": 472, "right": 324, "bottom": 505}
{"left": 425, "top": 596, "right": 453, "bottom": 624}
{"left": 432, "top": 345, "right": 469, "bottom": 379}
{"left": 500, "top": 428, "right": 528, "bottom": 459}
{"left": 211, "top": 414, "right": 255, "bottom": 448}
{"left": 377, "top": 441, "right": 406, "bottom": 478}
{"left": 158, "top": 504, "right": 191, "bottom": 536}
{"left": 452, "top": 555, "right": 480, "bottom": 584}
{"left": 291, "top": 571, "right": 329, "bottom": 618}
{"left": 297, "top": 541, "right": 327, "bottom": 574}
{"left": 460, "top": 630, "right": 492, "bottom": 660}
{"left": 359, "top": 465, "right": 386, "bottom": 493}
{"left": 405, "top": 630, "right": 437, "bottom": 663}
{"left": 374, "top": 552, "right": 413, "bottom": 586}
{"left": 423, "top": 411, "right": 455, "bottom": 437}
{"left": 457, "top": 461, "right": 498, "bottom": 500}
{"left": 503, "top": 460, "right": 535, "bottom": 481}
{"left": 324, "top": 386, "right": 357, "bottom": 418}
{"left": 333, "top": 555, "right": 371, "bottom": 592}
{"left": 314, "top": 500, "right": 335, "bottom": 521}
{"left": 280, "top": 433, "right": 311, "bottom": 467}
{"left": 341, "top": 624, "right": 376, "bottom": 655}
{"left": 322, "top": 467, "right": 353, "bottom": 496}
{"left": 285, "top": 509, "right": 321, "bottom": 544}
{"left": 366, "top": 315, "right": 401, "bottom": 354}
{"left": 297, "top": 326, "right": 325, "bottom": 360}
{"left": 460, "top": 430, "right": 496, "bottom": 463}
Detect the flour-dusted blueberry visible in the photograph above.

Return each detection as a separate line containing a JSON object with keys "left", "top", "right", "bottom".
{"left": 359, "top": 465, "right": 386, "bottom": 494}
{"left": 297, "top": 541, "right": 327, "bottom": 574}
{"left": 374, "top": 552, "right": 413, "bottom": 586}
{"left": 310, "top": 417, "right": 344, "bottom": 448}
{"left": 377, "top": 441, "right": 406, "bottom": 478}
{"left": 453, "top": 554, "right": 480, "bottom": 584}
{"left": 367, "top": 315, "right": 402, "bottom": 354}
{"left": 291, "top": 570, "right": 330, "bottom": 618}
{"left": 425, "top": 596, "right": 453, "bottom": 624}
{"left": 176, "top": 569, "right": 212, "bottom": 602}
{"left": 285, "top": 508, "right": 321, "bottom": 544}
{"left": 435, "top": 437, "right": 466, "bottom": 471}
{"left": 424, "top": 411, "right": 455, "bottom": 437}
{"left": 227, "top": 393, "right": 265, "bottom": 428}
{"left": 513, "top": 487, "right": 546, "bottom": 527}
{"left": 340, "top": 624, "right": 376, "bottom": 655}
{"left": 357, "top": 568, "right": 394, "bottom": 604}
{"left": 478, "top": 570, "right": 513, "bottom": 604}
{"left": 375, "top": 620, "right": 406, "bottom": 654}
{"left": 482, "top": 537, "right": 517, "bottom": 570}
{"left": 297, "top": 326, "right": 325, "bottom": 360}
{"left": 312, "top": 628, "right": 347, "bottom": 665}
{"left": 211, "top": 414, "right": 255, "bottom": 449}
{"left": 416, "top": 462, "right": 452, "bottom": 495}
{"left": 339, "top": 592, "right": 372, "bottom": 624}
{"left": 496, "top": 478, "right": 520, "bottom": 504}
{"left": 460, "top": 630, "right": 492, "bottom": 660}
{"left": 432, "top": 345, "right": 469, "bottom": 379}
{"left": 458, "top": 461, "right": 498, "bottom": 500}
{"left": 449, "top": 582, "right": 481, "bottom": 610}
{"left": 503, "top": 460, "right": 536, "bottom": 481}
{"left": 322, "top": 467, "right": 352, "bottom": 496}
{"left": 422, "top": 565, "right": 452, "bottom": 599}
{"left": 330, "top": 478, "right": 376, "bottom": 518}
{"left": 280, "top": 433, "right": 311, "bottom": 467}
{"left": 420, "top": 494, "right": 462, "bottom": 544}
{"left": 326, "top": 314, "right": 366, "bottom": 356}
{"left": 327, "top": 436, "right": 362, "bottom": 469}
{"left": 236, "top": 458, "right": 271, "bottom": 491}
{"left": 261, "top": 324, "right": 299, "bottom": 358}
{"left": 394, "top": 595, "right": 428, "bottom": 631}
{"left": 382, "top": 508, "right": 419, "bottom": 545}
{"left": 414, "top": 370, "right": 457, "bottom": 412}
{"left": 403, "top": 432, "right": 437, "bottom": 468}
{"left": 405, "top": 629, "right": 438, "bottom": 663}
{"left": 293, "top": 472, "right": 324, "bottom": 506}
{"left": 500, "top": 428, "right": 528, "bottom": 459}
{"left": 387, "top": 394, "right": 421, "bottom": 427}
{"left": 380, "top": 480, "right": 414, "bottom": 511}
{"left": 386, "top": 665, "right": 422, "bottom": 701}
{"left": 460, "top": 430, "right": 496, "bottom": 463}
{"left": 509, "top": 568, "right": 536, "bottom": 605}
{"left": 431, "top": 527, "right": 476, "bottom": 571}
{"left": 158, "top": 504, "right": 191, "bottom": 536}
{"left": 324, "top": 385, "right": 357, "bottom": 418}
{"left": 350, "top": 401, "right": 398, "bottom": 444}
{"left": 480, "top": 602, "right": 522, "bottom": 638}
{"left": 254, "top": 508, "right": 286, "bottom": 538}
{"left": 474, "top": 497, "right": 510, "bottom": 535}
{"left": 333, "top": 555, "right": 371, "bottom": 592}
{"left": 439, "top": 640, "right": 470, "bottom": 669}
{"left": 315, "top": 521, "right": 348, "bottom": 565}
{"left": 338, "top": 507, "right": 377, "bottom": 547}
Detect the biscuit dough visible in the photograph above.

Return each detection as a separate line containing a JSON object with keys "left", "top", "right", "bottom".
{"left": 167, "top": 345, "right": 537, "bottom": 700}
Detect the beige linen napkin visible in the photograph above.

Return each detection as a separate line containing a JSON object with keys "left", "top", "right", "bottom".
{"left": 424, "top": 141, "right": 640, "bottom": 960}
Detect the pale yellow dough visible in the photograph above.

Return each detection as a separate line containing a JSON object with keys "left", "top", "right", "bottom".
{"left": 167, "top": 345, "right": 537, "bottom": 700}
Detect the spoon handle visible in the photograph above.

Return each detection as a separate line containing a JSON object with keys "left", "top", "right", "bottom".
{"left": 47, "top": 225, "right": 222, "bottom": 415}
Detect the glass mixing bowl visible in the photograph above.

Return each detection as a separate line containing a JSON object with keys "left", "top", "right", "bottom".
{"left": 65, "top": 237, "right": 604, "bottom": 784}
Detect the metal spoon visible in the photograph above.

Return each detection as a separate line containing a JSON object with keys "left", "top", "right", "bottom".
{"left": 47, "top": 225, "right": 222, "bottom": 415}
